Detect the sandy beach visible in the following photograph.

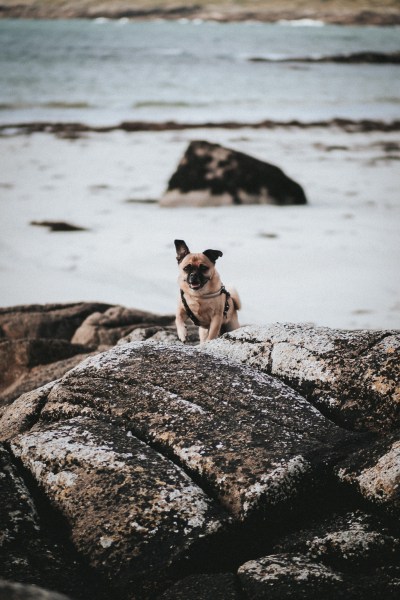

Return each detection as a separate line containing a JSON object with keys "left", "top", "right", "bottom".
{"left": 1, "top": 125, "right": 399, "bottom": 330}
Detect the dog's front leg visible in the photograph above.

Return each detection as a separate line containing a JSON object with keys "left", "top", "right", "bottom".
{"left": 199, "top": 327, "right": 208, "bottom": 344}
{"left": 206, "top": 316, "right": 223, "bottom": 341}
{"left": 175, "top": 305, "right": 188, "bottom": 343}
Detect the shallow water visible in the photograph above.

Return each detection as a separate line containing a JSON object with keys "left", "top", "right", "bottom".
{"left": 0, "top": 18, "right": 399, "bottom": 125}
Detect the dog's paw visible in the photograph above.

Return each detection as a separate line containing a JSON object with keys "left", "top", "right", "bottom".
{"left": 177, "top": 327, "right": 187, "bottom": 343}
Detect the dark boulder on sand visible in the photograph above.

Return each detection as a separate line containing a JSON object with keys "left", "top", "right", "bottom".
{"left": 160, "top": 140, "right": 307, "bottom": 207}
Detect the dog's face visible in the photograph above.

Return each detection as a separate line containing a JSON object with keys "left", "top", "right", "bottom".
{"left": 175, "top": 240, "right": 222, "bottom": 291}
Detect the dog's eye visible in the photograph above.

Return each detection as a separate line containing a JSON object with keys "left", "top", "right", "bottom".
{"left": 199, "top": 265, "right": 208, "bottom": 272}
{"left": 183, "top": 265, "right": 192, "bottom": 272}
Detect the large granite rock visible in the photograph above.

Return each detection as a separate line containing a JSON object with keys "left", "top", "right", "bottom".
{"left": 5, "top": 342, "right": 358, "bottom": 520}
{"left": 204, "top": 323, "right": 400, "bottom": 432}
{"left": 2, "top": 310, "right": 399, "bottom": 599}
{"left": 0, "top": 339, "right": 365, "bottom": 598}
{"left": 160, "top": 140, "right": 307, "bottom": 207}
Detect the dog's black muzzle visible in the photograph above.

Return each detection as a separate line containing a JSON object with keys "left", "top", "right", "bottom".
{"left": 187, "top": 269, "right": 209, "bottom": 290}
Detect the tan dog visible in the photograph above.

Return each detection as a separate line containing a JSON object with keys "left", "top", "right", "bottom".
{"left": 174, "top": 239, "right": 241, "bottom": 343}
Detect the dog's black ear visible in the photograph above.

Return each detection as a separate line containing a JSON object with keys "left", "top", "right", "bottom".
{"left": 174, "top": 239, "right": 190, "bottom": 263}
{"left": 203, "top": 249, "right": 223, "bottom": 263}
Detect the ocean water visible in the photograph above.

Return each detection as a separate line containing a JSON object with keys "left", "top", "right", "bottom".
{"left": 0, "top": 18, "right": 399, "bottom": 125}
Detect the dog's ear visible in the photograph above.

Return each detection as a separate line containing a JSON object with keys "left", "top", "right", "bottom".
{"left": 174, "top": 239, "right": 190, "bottom": 263}
{"left": 203, "top": 249, "right": 223, "bottom": 263}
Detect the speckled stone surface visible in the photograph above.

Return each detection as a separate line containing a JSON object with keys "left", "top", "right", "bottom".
{"left": 2, "top": 324, "right": 399, "bottom": 599}
{"left": 160, "top": 140, "right": 307, "bottom": 207}
{"left": 238, "top": 553, "right": 345, "bottom": 599}
{"left": 237, "top": 552, "right": 400, "bottom": 599}
{"left": 204, "top": 323, "right": 400, "bottom": 432}
{"left": 24, "top": 342, "right": 356, "bottom": 519}
{"left": 11, "top": 416, "right": 228, "bottom": 597}
{"left": 0, "top": 445, "right": 98, "bottom": 599}
{"left": 0, "top": 302, "right": 112, "bottom": 341}
{"left": 157, "top": 573, "right": 242, "bottom": 599}
{"left": 273, "top": 509, "right": 399, "bottom": 569}
{"left": 71, "top": 305, "right": 175, "bottom": 347}
{"left": 336, "top": 431, "right": 400, "bottom": 516}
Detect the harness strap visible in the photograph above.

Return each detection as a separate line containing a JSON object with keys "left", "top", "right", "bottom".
{"left": 180, "top": 289, "right": 201, "bottom": 326}
{"left": 180, "top": 286, "right": 231, "bottom": 326}
{"left": 221, "top": 286, "right": 231, "bottom": 319}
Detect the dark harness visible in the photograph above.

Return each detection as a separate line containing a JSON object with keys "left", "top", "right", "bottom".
{"left": 180, "top": 286, "right": 231, "bottom": 327}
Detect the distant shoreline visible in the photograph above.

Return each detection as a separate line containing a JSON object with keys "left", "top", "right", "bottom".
{"left": 1, "top": 4, "right": 400, "bottom": 26}
{"left": 2, "top": 118, "right": 400, "bottom": 136}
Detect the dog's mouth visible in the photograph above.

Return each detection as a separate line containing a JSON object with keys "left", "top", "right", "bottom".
{"left": 188, "top": 281, "right": 202, "bottom": 290}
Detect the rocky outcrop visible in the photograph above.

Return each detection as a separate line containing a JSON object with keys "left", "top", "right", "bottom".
{"left": 237, "top": 507, "right": 400, "bottom": 599}
{"left": 0, "top": 339, "right": 370, "bottom": 598}
{"left": 160, "top": 141, "right": 307, "bottom": 207}
{"left": 1, "top": 2, "right": 399, "bottom": 26}
{"left": 273, "top": 509, "right": 399, "bottom": 568}
{"left": 204, "top": 323, "right": 400, "bottom": 432}
{"left": 237, "top": 553, "right": 400, "bottom": 599}
{"left": 0, "top": 339, "right": 91, "bottom": 410}
{"left": 11, "top": 344, "right": 360, "bottom": 518}
{"left": 71, "top": 305, "right": 175, "bottom": 347}
{"left": 1, "top": 305, "right": 400, "bottom": 599}
{"left": 0, "top": 303, "right": 177, "bottom": 413}
{"left": 0, "top": 302, "right": 112, "bottom": 341}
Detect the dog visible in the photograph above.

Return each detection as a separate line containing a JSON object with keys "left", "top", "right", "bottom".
{"left": 174, "top": 239, "right": 241, "bottom": 343}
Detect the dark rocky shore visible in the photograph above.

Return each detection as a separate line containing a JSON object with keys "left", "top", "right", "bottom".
{"left": 0, "top": 1, "right": 400, "bottom": 25}
{"left": 0, "top": 302, "right": 399, "bottom": 599}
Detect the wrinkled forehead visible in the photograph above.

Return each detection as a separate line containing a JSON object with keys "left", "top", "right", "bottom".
{"left": 180, "top": 253, "right": 213, "bottom": 268}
